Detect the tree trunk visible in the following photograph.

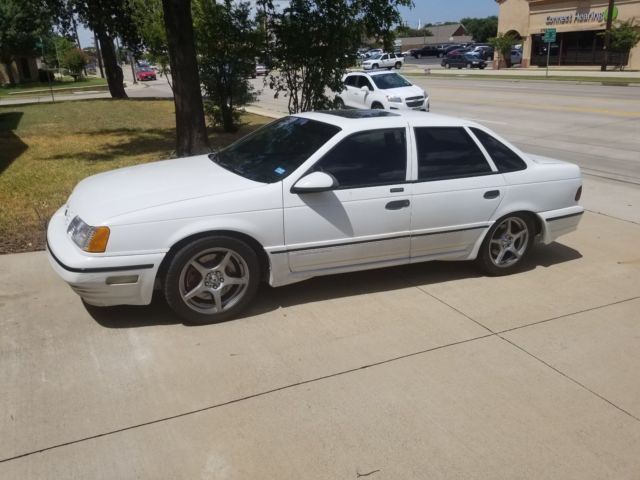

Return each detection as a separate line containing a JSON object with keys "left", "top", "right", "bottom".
{"left": 162, "top": 0, "right": 209, "bottom": 156}
{"left": 2, "top": 60, "right": 16, "bottom": 85}
{"left": 96, "top": 29, "right": 127, "bottom": 99}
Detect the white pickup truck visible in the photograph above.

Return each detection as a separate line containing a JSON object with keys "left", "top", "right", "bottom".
{"left": 362, "top": 52, "right": 404, "bottom": 70}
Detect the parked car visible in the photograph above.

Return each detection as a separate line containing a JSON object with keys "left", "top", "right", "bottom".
{"left": 254, "top": 64, "right": 269, "bottom": 77}
{"left": 48, "top": 110, "right": 583, "bottom": 324}
{"left": 471, "top": 45, "right": 494, "bottom": 60}
{"left": 335, "top": 70, "right": 428, "bottom": 111}
{"left": 412, "top": 45, "right": 439, "bottom": 58}
{"left": 436, "top": 44, "right": 461, "bottom": 57}
{"left": 511, "top": 50, "right": 523, "bottom": 65}
{"left": 135, "top": 67, "right": 156, "bottom": 81}
{"left": 362, "top": 48, "right": 382, "bottom": 59}
{"left": 442, "top": 53, "right": 487, "bottom": 69}
{"left": 361, "top": 53, "right": 404, "bottom": 70}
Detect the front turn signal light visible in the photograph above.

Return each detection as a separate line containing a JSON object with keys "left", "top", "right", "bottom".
{"left": 87, "top": 226, "right": 110, "bottom": 253}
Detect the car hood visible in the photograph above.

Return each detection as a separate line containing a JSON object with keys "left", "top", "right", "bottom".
{"left": 382, "top": 85, "right": 425, "bottom": 98}
{"left": 66, "top": 155, "right": 264, "bottom": 224}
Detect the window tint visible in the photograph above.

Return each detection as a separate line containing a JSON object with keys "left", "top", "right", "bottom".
{"left": 470, "top": 128, "right": 527, "bottom": 173}
{"left": 313, "top": 128, "right": 407, "bottom": 188}
{"left": 356, "top": 76, "right": 373, "bottom": 90}
{"left": 344, "top": 75, "right": 356, "bottom": 87}
{"left": 215, "top": 117, "right": 341, "bottom": 183}
{"left": 414, "top": 127, "right": 492, "bottom": 181}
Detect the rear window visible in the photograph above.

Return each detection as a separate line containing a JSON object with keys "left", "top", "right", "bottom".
{"left": 470, "top": 128, "right": 527, "bottom": 173}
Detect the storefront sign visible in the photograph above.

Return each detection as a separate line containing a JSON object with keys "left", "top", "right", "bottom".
{"left": 546, "top": 7, "right": 618, "bottom": 25}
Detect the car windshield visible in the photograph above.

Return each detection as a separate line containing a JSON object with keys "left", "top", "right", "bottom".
{"left": 369, "top": 54, "right": 382, "bottom": 60}
{"left": 211, "top": 116, "right": 341, "bottom": 183}
{"left": 371, "top": 73, "right": 412, "bottom": 89}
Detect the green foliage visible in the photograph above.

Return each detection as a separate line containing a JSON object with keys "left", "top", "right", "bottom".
{"left": 489, "top": 32, "right": 519, "bottom": 68}
{"left": 0, "top": 0, "right": 55, "bottom": 83}
{"left": 395, "top": 25, "right": 433, "bottom": 38}
{"left": 129, "top": 0, "right": 170, "bottom": 76}
{"left": 73, "top": 0, "right": 141, "bottom": 53}
{"left": 258, "top": 0, "right": 412, "bottom": 113}
{"left": 608, "top": 18, "right": 640, "bottom": 53}
{"left": 461, "top": 16, "right": 498, "bottom": 43}
{"left": 194, "top": 0, "right": 259, "bottom": 132}
{"left": 61, "top": 47, "right": 88, "bottom": 78}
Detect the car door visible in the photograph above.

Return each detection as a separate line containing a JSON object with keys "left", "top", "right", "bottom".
{"left": 283, "top": 126, "right": 412, "bottom": 273}
{"left": 409, "top": 126, "right": 506, "bottom": 260}
{"left": 342, "top": 75, "right": 358, "bottom": 108}
{"left": 353, "top": 75, "right": 373, "bottom": 108}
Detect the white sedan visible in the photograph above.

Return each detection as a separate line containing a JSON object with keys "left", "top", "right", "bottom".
{"left": 47, "top": 110, "right": 584, "bottom": 324}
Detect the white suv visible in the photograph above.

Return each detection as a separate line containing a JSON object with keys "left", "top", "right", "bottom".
{"left": 361, "top": 52, "right": 404, "bottom": 70}
{"left": 335, "top": 71, "right": 429, "bottom": 112}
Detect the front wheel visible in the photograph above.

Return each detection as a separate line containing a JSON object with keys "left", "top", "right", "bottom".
{"left": 477, "top": 215, "right": 534, "bottom": 276}
{"left": 334, "top": 97, "right": 345, "bottom": 109}
{"left": 371, "top": 102, "right": 384, "bottom": 109}
{"left": 445, "top": 63, "right": 451, "bottom": 69}
{"left": 164, "top": 236, "right": 261, "bottom": 324}
{"left": 395, "top": 62, "right": 402, "bottom": 69}
{"left": 372, "top": 63, "right": 379, "bottom": 69}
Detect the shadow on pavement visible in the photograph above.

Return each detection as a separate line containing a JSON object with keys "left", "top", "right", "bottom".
{"left": 86, "top": 241, "right": 582, "bottom": 328}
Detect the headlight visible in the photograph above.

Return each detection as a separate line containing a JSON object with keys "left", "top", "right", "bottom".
{"left": 67, "top": 216, "right": 110, "bottom": 253}
{"left": 387, "top": 96, "right": 402, "bottom": 103}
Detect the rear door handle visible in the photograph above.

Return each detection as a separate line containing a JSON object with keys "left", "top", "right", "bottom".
{"left": 484, "top": 190, "right": 500, "bottom": 199}
{"left": 385, "top": 199, "right": 410, "bottom": 210}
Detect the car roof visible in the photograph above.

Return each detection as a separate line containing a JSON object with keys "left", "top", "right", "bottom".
{"left": 346, "top": 70, "right": 401, "bottom": 77}
{"left": 293, "top": 110, "right": 484, "bottom": 131}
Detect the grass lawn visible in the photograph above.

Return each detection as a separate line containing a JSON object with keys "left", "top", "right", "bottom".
{"left": 0, "top": 77, "right": 108, "bottom": 97}
{"left": 0, "top": 99, "right": 269, "bottom": 254}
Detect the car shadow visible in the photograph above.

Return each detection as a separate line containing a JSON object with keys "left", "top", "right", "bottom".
{"left": 86, "top": 241, "right": 582, "bottom": 329}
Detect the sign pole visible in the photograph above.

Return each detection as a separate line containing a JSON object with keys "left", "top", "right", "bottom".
{"left": 546, "top": 40, "right": 551, "bottom": 77}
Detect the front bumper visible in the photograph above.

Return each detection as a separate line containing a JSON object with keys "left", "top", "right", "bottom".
{"left": 388, "top": 97, "right": 430, "bottom": 112}
{"left": 47, "top": 207, "right": 165, "bottom": 306}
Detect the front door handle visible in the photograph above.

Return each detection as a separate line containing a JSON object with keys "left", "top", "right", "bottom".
{"left": 484, "top": 190, "right": 500, "bottom": 199}
{"left": 385, "top": 199, "right": 410, "bottom": 210}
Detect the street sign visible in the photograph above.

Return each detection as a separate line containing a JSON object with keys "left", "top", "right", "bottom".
{"left": 543, "top": 28, "right": 556, "bottom": 43}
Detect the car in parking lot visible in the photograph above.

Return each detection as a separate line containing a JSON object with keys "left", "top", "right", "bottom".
{"left": 442, "top": 53, "right": 487, "bottom": 69}
{"left": 361, "top": 52, "right": 404, "bottom": 70}
{"left": 412, "top": 45, "right": 439, "bottom": 58}
{"left": 335, "top": 71, "right": 428, "bottom": 111}
{"left": 47, "top": 110, "right": 584, "bottom": 324}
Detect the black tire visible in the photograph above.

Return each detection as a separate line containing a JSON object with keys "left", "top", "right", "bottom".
{"left": 334, "top": 97, "right": 345, "bottom": 109}
{"left": 371, "top": 102, "right": 384, "bottom": 109}
{"left": 164, "top": 236, "right": 261, "bottom": 324}
{"left": 395, "top": 62, "right": 402, "bottom": 69}
{"left": 479, "top": 65, "right": 486, "bottom": 70}
{"left": 476, "top": 214, "right": 535, "bottom": 276}
{"left": 458, "top": 66, "right": 463, "bottom": 69}
{"left": 445, "top": 63, "right": 451, "bottom": 69}
{"left": 372, "top": 63, "right": 379, "bottom": 69}
{"left": 416, "top": 53, "right": 421, "bottom": 59}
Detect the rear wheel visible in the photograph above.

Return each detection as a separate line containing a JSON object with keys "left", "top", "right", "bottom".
{"left": 164, "top": 236, "right": 260, "bottom": 324}
{"left": 371, "top": 102, "right": 384, "bottom": 109}
{"left": 477, "top": 214, "right": 534, "bottom": 276}
{"left": 445, "top": 63, "right": 451, "bottom": 69}
{"left": 395, "top": 62, "right": 402, "bottom": 69}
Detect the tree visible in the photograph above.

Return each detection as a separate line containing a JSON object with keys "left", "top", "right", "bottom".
{"left": 194, "top": 0, "right": 259, "bottom": 132}
{"left": 0, "top": 0, "right": 53, "bottom": 84}
{"left": 489, "top": 32, "right": 519, "bottom": 69}
{"left": 258, "top": 0, "right": 412, "bottom": 113}
{"left": 61, "top": 47, "right": 88, "bottom": 79}
{"left": 72, "top": 0, "right": 141, "bottom": 98}
{"left": 162, "top": 0, "right": 209, "bottom": 155}
{"left": 607, "top": 18, "right": 640, "bottom": 69}
{"left": 395, "top": 25, "right": 433, "bottom": 38}
{"left": 129, "top": 0, "right": 171, "bottom": 84}
{"left": 461, "top": 16, "right": 498, "bottom": 43}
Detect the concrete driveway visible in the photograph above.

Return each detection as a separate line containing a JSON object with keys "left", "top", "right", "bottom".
{"left": 1, "top": 205, "right": 640, "bottom": 478}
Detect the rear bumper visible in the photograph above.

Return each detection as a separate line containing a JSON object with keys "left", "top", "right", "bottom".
{"left": 538, "top": 206, "right": 584, "bottom": 244}
{"left": 46, "top": 207, "right": 164, "bottom": 306}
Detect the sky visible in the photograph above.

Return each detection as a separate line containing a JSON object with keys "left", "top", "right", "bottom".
{"left": 398, "top": 0, "right": 498, "bottom": 28}
{"left": 77, "top": 0, "right": 499, "bottom": 48}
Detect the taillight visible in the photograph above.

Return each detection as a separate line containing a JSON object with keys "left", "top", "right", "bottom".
{"left": 575, "top": 186, "right": 582, "bottom": 201}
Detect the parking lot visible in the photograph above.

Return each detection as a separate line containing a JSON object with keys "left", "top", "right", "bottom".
{"left": 2, "top": 77, "right": 640, "bottom": 478}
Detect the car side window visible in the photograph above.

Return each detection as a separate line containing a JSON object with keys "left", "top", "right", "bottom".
{"left": 381, "top": 54, "right": 388, "bottom": 60}
{"left": 356, "top": 76, "right": 373, "bottom": 90}
{"left": 414, "top": 127, "right": 493, "bottom": 181}
{"left": 344, "top": 76, "right": 357, "bottom": 87}
{"left": 312, "top": 128, "right": 407, "bottom": 188}
{"left": 470, "top": 128, "right": 527, "bottom": 173}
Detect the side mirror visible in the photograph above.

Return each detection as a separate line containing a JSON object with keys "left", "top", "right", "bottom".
{"left": 361, "top": 85, "right": 369, "bottom": 93}
{"left": 291, "top": 171, "right": 337, "bottom": 194}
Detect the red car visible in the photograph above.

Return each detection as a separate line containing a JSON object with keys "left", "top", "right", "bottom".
{"left": 136, "top": 67, "right": 156, "bottom": 81}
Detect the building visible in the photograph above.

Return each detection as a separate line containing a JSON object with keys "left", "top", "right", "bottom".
{"left": 0, "top": 56, "right": 39, "bottom": 85}
{"left": 496, "top": 0, "right": 640, "bottom": 69}
{"left": 399, "top": 23, "right": 473, "bottom": 51}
